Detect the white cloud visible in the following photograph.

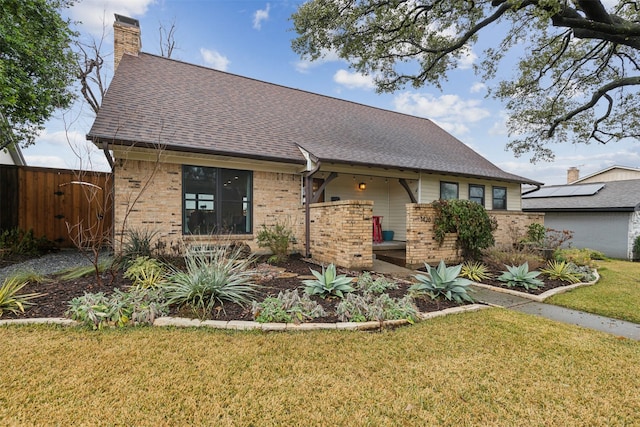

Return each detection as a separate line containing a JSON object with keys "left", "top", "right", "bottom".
{"left": 456, "top": 45, "right": 477, "bottom": 70}
{"left": 69, "top": 0, "right": 156, "bottom": 36}
{"left": 24, "top": 155, "right": 73, "bottom": 170}
{"left": 488, "top": 111, "right": 509, "bottom": 136}
{"left": 393, "top": 92, "right": 490, "bottom": 136}
{"left": 200, "top": 48, "right": 230, "bottom": 71}
{"left": 294, "top": 49, "right": 342, "bottom": 73}
{"left": 470, "top": 82, "right": 486, "bottom": 94}
{"left": 252, "top": 3, "right": 271, "bottom": 30}
{"left": 333, "top": 69, "right": 375, "bottom": 90}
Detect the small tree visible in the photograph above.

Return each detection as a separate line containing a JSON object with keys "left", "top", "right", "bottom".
{"left": 432, "top": 200, "right": 497, "bottom": 260}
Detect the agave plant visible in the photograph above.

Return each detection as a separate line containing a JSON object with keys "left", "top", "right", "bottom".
{"left": 302, "top": 263, "right": 355, "bottom": 299}
{"left": 410, "top": 260, "right": 475, "bottom": 304}
{"left": 497, "top": 262, "right": 544, "bottom": 290}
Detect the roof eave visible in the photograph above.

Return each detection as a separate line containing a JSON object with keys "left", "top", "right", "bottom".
{"left": 88, "top": 135, "right": 306, "bottom": 166}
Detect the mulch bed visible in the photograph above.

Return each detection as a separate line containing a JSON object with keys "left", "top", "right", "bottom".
{"left": 2, "top": 255, "right": 463, "bottom": 323}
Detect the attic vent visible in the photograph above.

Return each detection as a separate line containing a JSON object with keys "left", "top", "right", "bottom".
{"left": 115, "top": 14, "right": 139, "bottom": 27}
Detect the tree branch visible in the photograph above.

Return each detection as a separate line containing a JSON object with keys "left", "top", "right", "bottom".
{"left": 547, "top": 76, "right": 640, "bottom": 137}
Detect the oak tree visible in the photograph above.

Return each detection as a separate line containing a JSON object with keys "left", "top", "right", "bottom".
{"left": 291, "top": 1, "right": 640, "bottom": 161}
{"left": 0, "top": 0, "right": 77, "bottom": 149}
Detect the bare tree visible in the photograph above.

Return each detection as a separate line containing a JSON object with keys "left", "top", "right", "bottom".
{"left": 159, "top": 19, "right": 178, "bottom": 59}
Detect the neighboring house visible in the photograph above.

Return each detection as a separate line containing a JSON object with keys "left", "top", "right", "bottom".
{"left": 522, "top": 176, "right": 640, "bottom": 259}
{"left": 567, "top": 165, "right": 640, "bottom": 184}
{"left": 0, "top": 143, "right": 26, "bottom": 166}
{"left": 87, "top": 15, "right": 541, "bottom": 269}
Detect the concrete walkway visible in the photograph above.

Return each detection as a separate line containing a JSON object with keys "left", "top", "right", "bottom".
{"left": 373, "top": 259, "right": 640, "bottom": 340}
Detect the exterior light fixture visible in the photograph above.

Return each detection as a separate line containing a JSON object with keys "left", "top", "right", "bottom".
{"left": 358, "top": 182, "right": 366, "bottom": 191}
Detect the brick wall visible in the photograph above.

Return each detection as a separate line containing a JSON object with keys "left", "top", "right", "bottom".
{"left": 113, "top": 160, "right": 182, "bottom": 252}
{"left": 406, "top": 204, "right": 460, "bottom": 268}
{"left": 405, "top": 204, "right": 545, "bottom": 267}
{"left": 113, "top": 159, "right": 305, "bottom": 255}
{"left": 491, "top": 211, "right": 545, "bottom": 248}
{"left": 309, "top": 200, "right": 373, "bottom": 269}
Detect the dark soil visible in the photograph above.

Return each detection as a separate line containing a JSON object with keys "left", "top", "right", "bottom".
{"left": 479, "top": 275, "right": 573, "bottom": 295}
{"left": 2, "top": 255, "right": 464, "bottom": 322}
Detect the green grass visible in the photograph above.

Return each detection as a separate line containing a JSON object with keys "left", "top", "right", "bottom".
{"left": 547, "top": 259, "right": 640, "bottom": 323}
{"left": 1, "top": 309, "right": 639, "bottom": 425}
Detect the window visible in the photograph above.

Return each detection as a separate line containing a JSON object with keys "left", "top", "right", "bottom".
{"left": 440, "top": 181, "right": 459, "bottom": 200}
{"left": 492, "top": 186, "right": 507, "bottom": 210}
{"left": 469, "top": 184, "right": 485, "bottom": 205}
{"left": 183, "top": 165, "right": 252, "bottom": 235}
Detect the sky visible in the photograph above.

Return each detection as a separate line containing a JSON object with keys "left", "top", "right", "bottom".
{"left": 22, "top": 0, "right": 640, "bottom": 185}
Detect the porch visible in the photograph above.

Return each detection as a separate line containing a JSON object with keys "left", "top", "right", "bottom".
{"left": 373, "top": 240, "right": 407, "bottom": 268}
{"left": 307, "top": 200, "right": 544, "bottom": 270}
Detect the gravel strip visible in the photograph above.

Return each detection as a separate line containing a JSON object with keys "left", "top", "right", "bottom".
{"left": 0, "top": 250, "right": 111, "bottom": 283}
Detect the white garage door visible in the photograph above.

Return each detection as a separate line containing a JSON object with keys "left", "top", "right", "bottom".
{"left": 544, "top": 212, "right": 630, "bottom": 259}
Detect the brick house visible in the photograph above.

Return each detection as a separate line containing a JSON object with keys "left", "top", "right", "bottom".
{"left": 88, "top": 15, "right": 542, "bottom": 269}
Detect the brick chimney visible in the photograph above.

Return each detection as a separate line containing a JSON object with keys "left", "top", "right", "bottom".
{"left": 567, "top": 167, "right": 579, "bottom": 184}
{"left": 113, "top": 14, "right": 141, "bottom": 71}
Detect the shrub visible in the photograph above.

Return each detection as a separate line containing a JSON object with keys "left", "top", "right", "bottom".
{"left": 410, "top": 260, "right": 475, "bottom": 304}
{"left": 634, "top": 236, "right": 640, "bottom": 261}
{"left": 431, "top": 199, "right": 497, "bottom": 259}
{"left": 252, "top": 289, "right": 325, "bottom": 323}
{"left": 0, "top": 228, "right": 56, "bottom": 256}
{"left": 497, "top": 262, "right": 544, "bottom": 290}
{"left": 543, "top": 228, "right": 574, "bottom": 251}
{"left": 540, "top": 260, "right": 581, "bottom": 284}
{"left": 523, "top": 223, "right": 546, "bottom": 246}
{"left": 66, "top": 288, "right": 168, "bottom": 329}
{"left": 302, "top": 263, "right": 355, "bottom": 299}
{"left": 336, "top": 293, "right": 418, "bottom": 323}
{"left": 459, "top": 261, "right": 492, "bottom": 282}
{"left": 554, "top": 248, "right": 605, "bottom": 267}
{"left": 124, "top": 256, "right": 166, "bottom": 289}
{"left": 482, "top": 246, "right": 544, "bottom": 271}
{"left": 0, "top": 277, "right": 44, "bottom": 317}
{"left": 355, "top": 272, "right": 398, "bottom": 294}
{"left": 164, "top": 244, "right": 259, "bottom": 319}
{"left": 120, "top": 229, "right": 158, "bottom": 266}
{"left": 256, "top": 222, "right": 295, "bottom": 263}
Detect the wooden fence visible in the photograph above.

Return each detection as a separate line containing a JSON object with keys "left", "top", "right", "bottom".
{"left": 0, "top": 165, "right": 113, "bottom": 248}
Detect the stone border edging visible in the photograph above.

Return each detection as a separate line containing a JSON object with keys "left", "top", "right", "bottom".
{"left": 472, "top": 270, "right": 600, "bottom": 302}
{"left": 0, "top": 304, "right": 489, "bottom": 330}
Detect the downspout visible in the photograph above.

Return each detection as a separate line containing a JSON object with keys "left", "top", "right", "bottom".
{"left": 300, "top": 147, "right": 320, "bottom": 258}
{"left": 102, "top": 140, "right": 115, "bottom": 171}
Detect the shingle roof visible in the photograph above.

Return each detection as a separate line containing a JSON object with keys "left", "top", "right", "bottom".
{"left": 88, "top": 53, "right": 538, "bottom": 185}
{"left": 522, "top": 180, "right": 640, "bottom": 211}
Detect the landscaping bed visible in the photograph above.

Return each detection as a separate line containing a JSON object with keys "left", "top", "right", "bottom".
{"left": 1, "top": 254, "right": 463, "bottom": 323}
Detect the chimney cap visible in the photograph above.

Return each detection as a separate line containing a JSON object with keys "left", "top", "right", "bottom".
{"left": 114, "top": 14, "right": 139, "bottom": 28}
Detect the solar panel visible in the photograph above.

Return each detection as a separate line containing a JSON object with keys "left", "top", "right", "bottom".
{"left": 523, "top": 183, "right": 605, "bottom": 199}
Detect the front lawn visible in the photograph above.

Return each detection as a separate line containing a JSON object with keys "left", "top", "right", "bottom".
{"left": 546, "top": 259, "right": 640, "bottom": 323}
{"left": 1, "top": 309, "right": 638, "bottom": 425}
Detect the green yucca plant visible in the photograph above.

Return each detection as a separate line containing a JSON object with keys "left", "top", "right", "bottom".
{"left": 0, "top": 277, "right": 44, "bottom": 317}
{"left": 459, "top": 261, "right": 492, "bottom": 282}
{"left": 540, "top": 260, "right": 581, "bottom": 284}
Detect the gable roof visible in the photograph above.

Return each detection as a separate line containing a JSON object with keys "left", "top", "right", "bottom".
{"left": 571, "top": 165, "right": 640, "bottom": 184}
{"left": 522, "top": 179, "right": 640, "bottom": 212}
{"left": 88, "top": 52, "right": 539, "bottom": 185}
